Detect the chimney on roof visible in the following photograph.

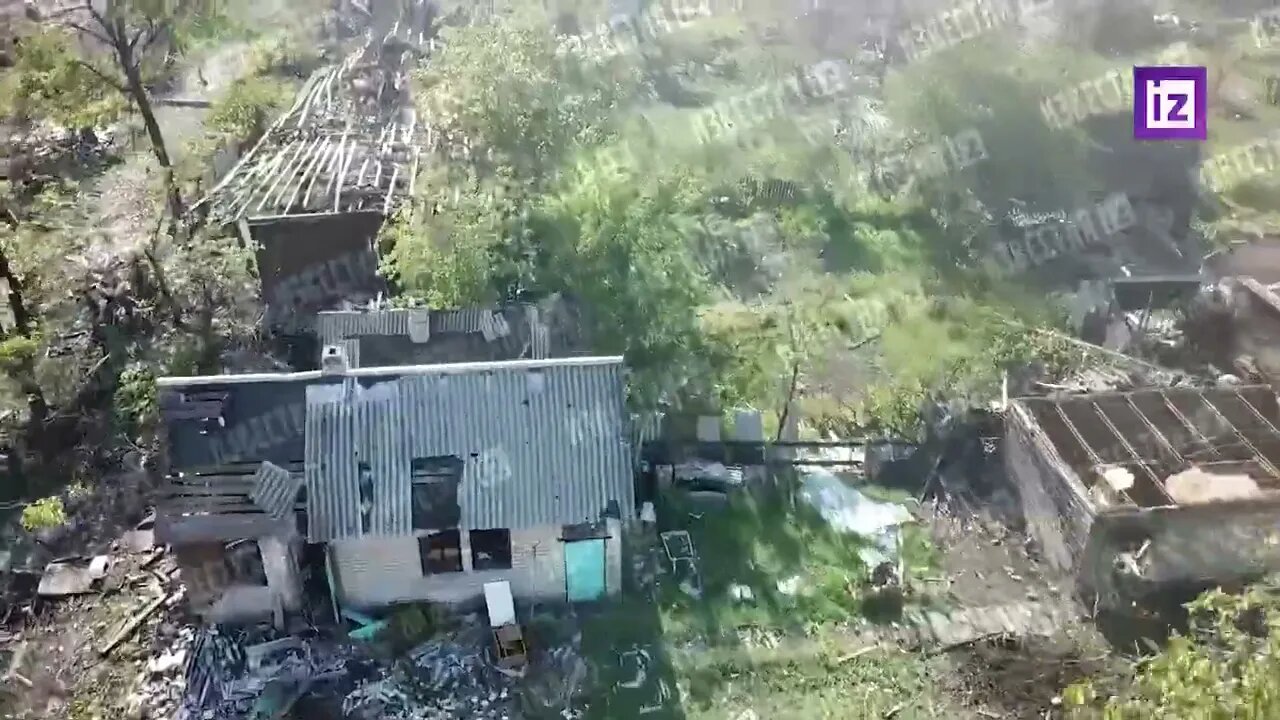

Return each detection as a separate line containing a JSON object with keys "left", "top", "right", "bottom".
{"left": 320, "top": 345, "right": 349, "bottom": 375}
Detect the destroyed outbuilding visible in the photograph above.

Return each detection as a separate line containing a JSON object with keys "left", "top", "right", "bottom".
{"left": 1005, "top": 384, "right": 1280, "bottom": 608}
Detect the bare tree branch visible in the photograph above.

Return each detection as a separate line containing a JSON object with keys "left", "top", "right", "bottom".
{"left": 83, "top": 2, "right": 112, "bottom": 33}
{"left": 135, "top": 23, "right": 167, "bottom": 58}
{"left": 71, "top": 59, "right": 126, "bottom": 93}
{"left": 58, "top": 19, "right": 113, "bottom": 46}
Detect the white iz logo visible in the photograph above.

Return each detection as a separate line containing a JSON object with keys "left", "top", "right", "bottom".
{"left": 1145, "top": 78, "right": 1197, "bottom": 129}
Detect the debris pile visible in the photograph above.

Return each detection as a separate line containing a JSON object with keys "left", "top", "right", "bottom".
{"left": 173, "top": 629, "right": 354, "bottom": 720}
{"left": 341, "top": 626, "right": 519, "bottom": 720}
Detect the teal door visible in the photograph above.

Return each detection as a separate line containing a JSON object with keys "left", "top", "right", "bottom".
{"left": 564, "top": 538, "right": 606, "bottom": 602}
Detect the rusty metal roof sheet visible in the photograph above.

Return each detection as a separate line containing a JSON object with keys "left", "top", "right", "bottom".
{"left": 250, "top": 461, "right": 304, "bottom": 520}
{"left": 304, "top": 357, "right": 632, "bottom": 541}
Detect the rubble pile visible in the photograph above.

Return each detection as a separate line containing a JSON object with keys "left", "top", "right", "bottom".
{"left": 342, "top": 626, "right": 519, "bottom": 720}
{"left": 129, "top": 624, "right": 199, "bottom": 719}
{"left": 174, "top": 629, "right": 355, "bottom": 720}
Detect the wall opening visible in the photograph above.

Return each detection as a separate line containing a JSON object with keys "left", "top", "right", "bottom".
{"left": 357, "top": 461, "right": 373, "bottom": 534}
{"left": 411, "top": 455, "right": 462, "bottom": 529}
{"left": 470, "top": 529, "right": 513, "bottom": 570}
{"left": 419, "top": 530, "right": 463, "bottom": 574}
{"left": 224, "top": 538, "right": 268, "bottom": 585}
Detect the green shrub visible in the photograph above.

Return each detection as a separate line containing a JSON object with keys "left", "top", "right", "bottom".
{"left": 1066, "top": 586, "right": 1280, "bottom": 719}
{"left": 207, "top": 75, "right": 291, "bottom": 142}
{"left": 21, "top": 496, "right": 66, "bottom": 531}
{"left": 114, "top": 366, "right": 158, "bottom": 436}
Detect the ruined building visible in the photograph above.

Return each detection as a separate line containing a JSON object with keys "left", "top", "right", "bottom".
{"left": 313, "top": 299, "right": 589, "bottom": 367}
{"left": 156, "top": 352, "right": 634, "bottom": 621}
{"left": 189, "top": 28, "right": 424, "bottom": 334}
{"left": 1005, "top": 384, "right": 1280, "bottom": 609}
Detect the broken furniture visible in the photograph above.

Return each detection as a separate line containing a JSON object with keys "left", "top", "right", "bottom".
{"left": 659, "top": 530, "right": 703, "bottom": 597}
{"left": 484, "top": 581, "right": 527, "bottom": 673}
{"left": 1005, "top": 385, "right": 1280, "bottom": 609}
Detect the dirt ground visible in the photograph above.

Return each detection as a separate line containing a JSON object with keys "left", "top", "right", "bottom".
{"left": 942, "top": 630, "right": 1124, "bottom": 720}
{"left": 926, "top": 508, "right": 1065, "bottom": 609}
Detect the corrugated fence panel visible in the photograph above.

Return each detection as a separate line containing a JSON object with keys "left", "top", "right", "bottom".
{"left": 250, "top": 461, "right": 304, "bottom": 520}
{"left": 357, "top": 382, "right": 412, "bottom": 537}
{"left": 305, "top": 385, "right": 362, "bottom": 542}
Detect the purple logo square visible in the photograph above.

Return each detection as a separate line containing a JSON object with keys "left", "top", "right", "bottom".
{"left": 1133, "top": 66, "right": 1207, "bottom": 141}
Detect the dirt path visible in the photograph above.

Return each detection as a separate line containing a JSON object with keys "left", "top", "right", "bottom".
{"left": 83, "top": 40, "right": 255, "bottom": 261}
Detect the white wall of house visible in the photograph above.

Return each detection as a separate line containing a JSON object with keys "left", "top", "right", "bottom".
{"left": 329, "top": 519, "right": 624, "bottom": 610}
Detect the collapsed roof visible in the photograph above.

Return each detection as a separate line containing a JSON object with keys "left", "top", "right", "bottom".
{"left": 191, "top": 29, "right": 425, "bottom": 223}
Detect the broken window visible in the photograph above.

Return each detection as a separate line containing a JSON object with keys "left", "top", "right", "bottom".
{"left": 470, "top": 529, "right": 513, "bottom": 571}
{"left": 419, "top": 530, "right": 462, "bottom": 574}
{"left": 410, "top": 456, "right": 462, "bottom": 530}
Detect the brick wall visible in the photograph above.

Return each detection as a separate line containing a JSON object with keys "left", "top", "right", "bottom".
{"left": 1004, "top": 404, "right": 1097, "bottom": 574}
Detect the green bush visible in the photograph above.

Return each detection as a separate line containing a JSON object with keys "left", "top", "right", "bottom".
{"left": 1066, "top": 586, "right": 1280, "bottom": 719}
{"left": 114, "top": 366, "right": 158, "bottom": 436}
{"left": 21, "top": 496, "right": 66, "bottom": 532}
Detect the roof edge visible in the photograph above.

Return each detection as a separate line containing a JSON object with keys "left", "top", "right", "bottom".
{"left": 157, "top": 355, "right": 627, "bottom": 388}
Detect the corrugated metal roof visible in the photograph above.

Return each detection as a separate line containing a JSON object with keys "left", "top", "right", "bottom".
{"left": 250, "top": 461, "right": 304, "bottom": 520}
{"left": 305, "top": 358, "right": 633, "bottom": 541}
{"left": 315, "top": 307, "right": 506, "bottom": 346}
{"left": 315, "top": 306, "right": 561, "bottom": 367}
{"left": 316, "top": 309, "right": 420, "bottom": 345}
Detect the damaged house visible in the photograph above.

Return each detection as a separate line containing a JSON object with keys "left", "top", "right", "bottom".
{"left": 157, "top": 353, "right": 635, "bottom": 620}
{"left": 189, "top": 26, "right": 425, "bottom": 334}
{"left": 313, "top": 299, "right": 588, "bottom": 368}
{"left": 1005, "top": 384, "right": 1280, "bottom": 608}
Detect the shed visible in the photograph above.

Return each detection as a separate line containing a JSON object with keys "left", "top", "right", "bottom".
{"left": 1005, "top": 384, "right": 1280, "bottom": 607}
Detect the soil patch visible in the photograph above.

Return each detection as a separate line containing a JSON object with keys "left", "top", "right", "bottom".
{"left": 941, "top": 630, "right": 1123, "bottom": 720}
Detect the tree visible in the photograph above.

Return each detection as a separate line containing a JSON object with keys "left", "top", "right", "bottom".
{"left": 36, "top": 0, "right": 228, "bottom": 221}
{"left": 0, "top": 28, "right": 127, "bottom": 129}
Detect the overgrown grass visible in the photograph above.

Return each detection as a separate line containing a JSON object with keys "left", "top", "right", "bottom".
{"left": 653, "top": 473, "right": 939, "bottom": 641}
{"left": 678, "top": 646, "right": 954, "bottom": 720}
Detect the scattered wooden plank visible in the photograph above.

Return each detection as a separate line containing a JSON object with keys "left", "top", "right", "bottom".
{"left": 98, "top": 591, "right": 174, "bottom": 658}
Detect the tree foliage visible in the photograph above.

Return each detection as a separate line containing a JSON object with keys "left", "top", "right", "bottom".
{"left": 1066, "top": 586, "right": 1280, "bottom": 719}
{"left": 0, "top": 28, "right": 127, "bottom": 128}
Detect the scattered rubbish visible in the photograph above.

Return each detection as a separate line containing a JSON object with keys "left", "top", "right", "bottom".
{"left": 617, "top": 645, "right": 651, "bottom": 689}
{"left": 1165, "top": 466, "right": 1262, "bottom": 504}
{"left": 99, "top": 590, "right": 177, "bottom": 657}
{"left": 37, "top": 558, "right": 99, "bottom": 597}
{"left": 343, "top": 608, "right": 389, "bottom": 640}
{"left": 250, "top": 676, "right": 313, "bottom": 720}
{"left": 148, "top": 648, "right": 187, "bottom": 676}
{"left": 245, "top": 636, "right": 307, "bottom": 671}
{"left": 660, "top": 530, "right": 703, "bottom": 598}
{"left": 776, "top": 575, "right": 804, "bottom": 596}
{"left": 672, "top": 459, "right": 744, "bottom": 489}
{"left": 799, "top": 467, "right": 911, "bottom": 565}
{"left": 728, "top": 583, "right": 755, "bottom": 602}
{"left": 88, "top": 554, "right": 111, "bottom": 579}
{"left": 120, "top": 514, "right": 157, "bottom": 553}
{"left": 3, "top": 640, "right": 31, "bottom": 689}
